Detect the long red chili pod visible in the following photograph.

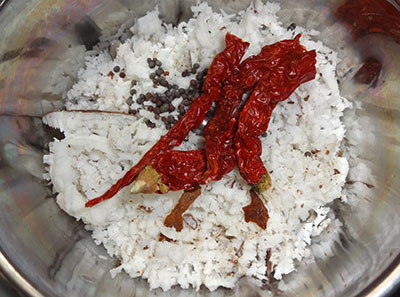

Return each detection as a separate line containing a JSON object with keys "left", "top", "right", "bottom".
{"left": 235, "top": 42, "right": 317, "bottom": 185}
{"left": 201, "top": 34, "right": 315, "bottom": 183}
{"left": 152, "top": 35, "right": 317, "bottom": 189}
{"left": 85, "top": 33, "right": 249, "bottom": 207}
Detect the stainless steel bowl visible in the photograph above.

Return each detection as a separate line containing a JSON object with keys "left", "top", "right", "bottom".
{"left": 0, "top": 0, "right": 399, "bottom": 296}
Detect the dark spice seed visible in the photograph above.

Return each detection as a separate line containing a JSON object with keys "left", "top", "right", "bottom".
{"left": 160, "top": 104, "right": 169, "bottom": 113}
{"left": 178, "top": 104, "right": 184, "bottom": 110}
{"left": 113, "top": 66, "right": 120, "bottom": 73}
{"left": 287, "top": 23, "right": 296, "bottom": 31}
{"left": 131, "top": 80, "right": 137, "bottom": 86}
{"left": 190, "top": 79, "right": 197, "bottom": 86}
{"left": 179, "top": 108, "right": 185, "bottom": 116}
{"left": 146, "top": 119, "right": 155, "bottom": 128}
{"left": 145, "top": 92, "right": 152, "bottom": 100}
{"left": 155, "top": 59, "right": 162, "bottom": 66}
{"left": 196, "top": 72, "right": 203, "bottom": 81}
{"left": 193, "top": 63, "right": 200, "bottom": 69}
{"left": 169, "top": 105, "right": 176, "bottom": 112}
{"left": 165, "top": 90, "right": 171, "bottom": 97}
{"left": 304, "top": 151, "right": 312, "bottom": 157}
{"left": 160, "top": 79, "right": 168, "bottom": 87}
{"left": 173, "top": 90, "right": 180, "bottom": 98}
{"left": 130, "top": 89, "right": 137, "bottom": 95}
{"left": 182, "top": 70, "right": 188, "bottom": 77}
{"left": 119, "top": 72, "right": 126, "bottom": 78}
{"left": 156, "top": 100, "right": 162, "bottom": 107}
{"left": 179, "top": 88, "right": 185, "bottom": 94}
{"left": 129, "top": 109, "right": 137, "bottom": 115}
{"left": 156, "top": 69, "right": 163, "bottom": 76}
{"left": 149, "top": 73, "right": 156, "bottom": 79}
{"left": 152, "top": 78, "right": 159, "bottom": 84}
{"left": 148, "top": 61, "right": 156, "bottom": 68}
{"left": 191, "top": 68, "right": 197, "bottom": 74}
{"left": 188, "top": 86, "right": 195, "bottom": 92}
{"left": 126, "top": 97, "right": 133, "bottom": 105}
{"left": 167, "top": 115, "right": 175, "bottom": 123}
{"left": 182, "top": 99, "right": 191, "bottom": 106}
{"left": 151, "top": 97, "right": 157, "bottom": 103}
{"left": 172, "top": 84, "right": 179, "bottom": 90}
{"left": 147, "top": 57, "right": 152, "bottom": 63}
{"left": 165, "top": 123, "right": 171, "bottom": 129}
{"left": 154, "top": 114, "right": 160, "bottom": 120}
{"left": 148, "top": 106, "right": 154, "bottom": 112}
{"left": 161, "top": 116, "right": 167, "bottom": 122}
{"left": 136, "top": 97, "right": 144, "bottom": 104}
{"left": 153, "top": 107, "right": 160, "bottom": 114}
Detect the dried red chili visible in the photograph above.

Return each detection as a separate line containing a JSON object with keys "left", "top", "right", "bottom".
{"left": 85, "top": 33, "right": 249, "bottom": 207}
{"left": 201, "top": 34, "right": 316, "bottom": 184}
{"left": 85, "top": 33, "right": 317, "bottom": 232}
{"left": 200, "top": 86, "right": 243, "bottom": 184}
{"left": 150, "top": 150, "right": 206, "bottom": 191}
{"left": 235, "top": 36, "right": 317, "bottom": 187}
{"left": 143, "top": 35, "right": 317, "bottom": 190}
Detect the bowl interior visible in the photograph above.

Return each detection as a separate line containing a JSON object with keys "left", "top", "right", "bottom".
{"left": 0, "top": 0, "right": 399, "bottom": 296}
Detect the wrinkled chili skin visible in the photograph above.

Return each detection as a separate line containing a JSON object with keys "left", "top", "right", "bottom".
{"left": 155, "top": 36, "right": 317, "bottom": 189}
{"left": 201, "top": 86, "right": 243, "bottom": 184}
{"left": 235, "top": 39, "right": 317, "bottom": 184}
{"left": 85, "top": 33, "right": 249, "bottom": 207}
{"left": 150, "top": 150, "right": 207, "bottom": 191}
{"left": 86, "top": 34, "right": 318, "bottom": 207}
{"left": 201, "top": 34, "right": 314, "bottom": 184}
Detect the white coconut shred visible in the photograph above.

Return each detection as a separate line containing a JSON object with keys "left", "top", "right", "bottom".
{"left": 44, "top": 1, "right": 355, "bottom": 292}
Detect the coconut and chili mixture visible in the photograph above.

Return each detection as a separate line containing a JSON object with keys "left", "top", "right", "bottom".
{"left": 43, "top": 1, "right": 355, "bottom": 291}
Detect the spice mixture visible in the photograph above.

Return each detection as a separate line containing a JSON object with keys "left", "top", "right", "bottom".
{"left": 44, "top": 1, "right": 353, "bottom": 292}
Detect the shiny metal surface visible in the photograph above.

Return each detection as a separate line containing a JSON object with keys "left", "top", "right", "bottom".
{"left": 0, "top": 0, "right": 399, "bottom": 296}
